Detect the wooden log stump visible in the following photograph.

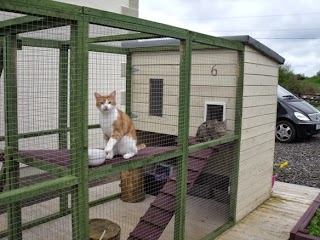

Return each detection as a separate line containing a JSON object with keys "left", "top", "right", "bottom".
{"left": 89, "top": 219, "right": 120, "bottom": 240}
{"left": 120, "top": 167, "right": 145, "bottom": 202}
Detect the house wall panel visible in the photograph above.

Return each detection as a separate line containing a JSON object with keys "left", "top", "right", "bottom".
{"left": 235, "top": 45, "right": 279, "bottom": 222}
{"left": 131, "top": 50, "right": 238, "bottom": 136}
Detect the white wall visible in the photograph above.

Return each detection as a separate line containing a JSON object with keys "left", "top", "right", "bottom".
{"left": 131, "top": 49, "right": 239, "bottom": 136}
{"left": 53, "top": 0, "right": 139, "bottom": 17}
{"left": 235, "top": 46, "right": 279, "bottom": 221}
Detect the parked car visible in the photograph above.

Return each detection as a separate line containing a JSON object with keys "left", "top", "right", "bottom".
{"left": 276, "top": 85, "right": 320, "bottom": 143}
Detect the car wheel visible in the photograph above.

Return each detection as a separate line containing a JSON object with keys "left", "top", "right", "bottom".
{"left": 276, "top": 120, "right": 297, "bottom": 143}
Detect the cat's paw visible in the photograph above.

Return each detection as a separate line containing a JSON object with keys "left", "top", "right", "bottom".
{"left": 106, "top": 152, "right": 114, "bottom": 159}
{"left": 123, "top": 153, "right": 135, "bottom": 159}
{"left": 104, "top": 146, "right": 113, "bottom": 153}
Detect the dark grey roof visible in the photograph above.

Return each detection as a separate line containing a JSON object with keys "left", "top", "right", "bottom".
{"left": 222, "top": 35, "right": 285, "bottom": 64}
{"left": 122, "top": 35, "right": 285, "bottom": 64}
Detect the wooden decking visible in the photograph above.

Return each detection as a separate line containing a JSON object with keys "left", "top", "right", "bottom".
{"left": 217, "top": 181, "right": 320, "bottom": 240}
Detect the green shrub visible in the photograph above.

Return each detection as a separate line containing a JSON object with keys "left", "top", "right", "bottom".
{"left": 308, "top": 208, "right": 320, "bottom": 237}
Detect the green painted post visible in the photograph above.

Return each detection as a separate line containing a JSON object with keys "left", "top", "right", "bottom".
{"left": 230, "top": 50, "right": 245, "bottom": 223}
{"left": 58, "top": 44, "right": 69, "bottom": 213}
{"left": 126, "top": 53, "right": 132, "bottom": 115}
{"left": 69, "top": 17, "right": 89, "bottom": 240}
{"left": 0, "top": 163, "right": 6, "bottom": 192}
{"left": 58, "top": 44, "right": 69, "bottom": 151}
{"left": 174, "top": 36, "right": 192, "bottom": 240}
{"left": 4, "top": 34, "right": 22, "bottom": 240}
{"left": 0, "top": 37, "right": 3, "bottom": 79}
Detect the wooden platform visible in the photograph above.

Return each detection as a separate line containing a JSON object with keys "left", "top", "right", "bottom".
{"left": 216, "top": 181, "right": 320, "bottom": 240}
{"left": 18, "top": 146, "right": 177, "bottom": 169}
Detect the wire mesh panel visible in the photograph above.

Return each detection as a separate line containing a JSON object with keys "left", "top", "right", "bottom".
{"left": 184, "top": 43, "right": 240, "bottom": 239}
{"left": 0, "top": 2, "right": 245, "bottom": 240}
{"left": 87, "top": 21, "right": 183, "bottom": 239}
{"left": 0, "top": 9, "right": 84, "bottom": 240}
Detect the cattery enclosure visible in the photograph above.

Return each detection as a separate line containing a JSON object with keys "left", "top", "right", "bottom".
{"left": 0, "top": 1, "right": 246, "bottom": 239}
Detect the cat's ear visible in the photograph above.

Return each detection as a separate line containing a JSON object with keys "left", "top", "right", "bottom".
{"left": 94, "top": 92, "right": 101, "bottom": 100}
{"left": 110, "top": 91, "right": 116, "bottom": 98}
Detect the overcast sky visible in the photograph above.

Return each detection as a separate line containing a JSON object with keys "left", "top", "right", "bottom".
{"left": 139, "top": 0, "right": 320, "bottom": 77}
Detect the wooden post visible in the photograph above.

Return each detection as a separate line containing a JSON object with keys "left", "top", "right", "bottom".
{"left": 4, "top": 34, "right": 22, "bottom": 240}
{"left": 89, "top": 219, "right": 121, "bottom": 240}
{"left": 120, "top": 167, "right": 145, "bottom": 203}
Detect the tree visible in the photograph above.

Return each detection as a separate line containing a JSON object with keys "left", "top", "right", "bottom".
{"left": 278, "top": 64, "right": 304, "bottom": 95}
{"left": 279, "top": 64, "right": 295, "bottom": 86}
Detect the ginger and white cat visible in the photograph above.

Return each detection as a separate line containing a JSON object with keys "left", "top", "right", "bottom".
{"left": 94, "top": 91, "right": 145, "bottom": 159}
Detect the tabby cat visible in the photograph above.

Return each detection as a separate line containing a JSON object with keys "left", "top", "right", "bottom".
{"left": 196, "top": 119, "right": 227, "bottom": 143}
{"left": 94, "top": 91, "right": 146, "bottom": 159}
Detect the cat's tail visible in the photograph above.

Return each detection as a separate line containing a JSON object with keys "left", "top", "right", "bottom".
{"left": 137, "top": 143, "right": 146, "bottom": 150}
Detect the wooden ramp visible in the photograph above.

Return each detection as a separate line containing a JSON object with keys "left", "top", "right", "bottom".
{"left": 128, "top": 148, "right": 214, "bottom": 240}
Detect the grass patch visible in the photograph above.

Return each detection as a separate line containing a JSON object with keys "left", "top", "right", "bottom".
{"left": 308, "top": 208, "right": 320, "bottom": 237}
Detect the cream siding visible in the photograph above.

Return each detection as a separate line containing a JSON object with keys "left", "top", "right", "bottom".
{"left": 131, "top": 49, "right": 239, "bottom": 136}
{"left": 235, "top": 45, "right": 279, "bottom": 221}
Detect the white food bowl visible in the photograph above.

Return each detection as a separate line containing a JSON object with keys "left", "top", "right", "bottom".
{"left": 88, "top": 149, "right": 106, "bottom": 166}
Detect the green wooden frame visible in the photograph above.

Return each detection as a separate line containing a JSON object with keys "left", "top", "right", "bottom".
{"left": 0, "top": 1, "right": 244, "bottom": 239}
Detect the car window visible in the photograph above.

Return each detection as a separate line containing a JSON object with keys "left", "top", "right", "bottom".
{"left": 277, "top": 85, "right": 298, "bottom": 100}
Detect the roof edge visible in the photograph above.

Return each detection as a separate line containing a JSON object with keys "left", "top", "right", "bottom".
{"left": 222, "top": 35, "right": 285, "bottom": 64}
{"left": 122, "top": 35, "right": 285, "bottom": 64}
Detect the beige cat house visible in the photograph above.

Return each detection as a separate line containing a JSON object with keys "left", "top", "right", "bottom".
{"left": 125, "top": 36, "right": 284, "bottom": 221}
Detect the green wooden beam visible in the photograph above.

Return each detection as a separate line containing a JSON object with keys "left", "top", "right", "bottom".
{"left": 0, "top": 17, "right": 71, "bottom": 36}
{"left": 0, "top": 189, "right": 120, "bottom": 238}
{"left": 88, "top": 124, "right": 100, "bottom": 129}
{"left": 230, "top": 50, "right": 245, "bottom": 223}
{"left": 0, "top": 0, "right": 82, "bottom": 20}
{"left": 129, "top": 46, "right": 180, "bottom": 53}
{"left": 88, "top": 193, "right": 121, "bottom": 208}
{"left": 174, "top": 38, "right": 192, "bottom": 240}
{"left": 58, "top": 45, "right": 69, "bottom": 214}
{"left": 0, "top": 176, "right": 78, "bottom": 206}
{"left": 69, "top": 17, "right": 89, "bottom": 240}
{"left": 190, "top": 31, "right": 244, "bottom": 51}
{"left": 0, "top": 37, "right": 3, "bottom": 79}
{"left": 89, "top": 148, "right": 181, "bottom": 182}
{"left": 0, "top": 124, "right": 101, "bottom": 142}
{"left": 0, "top": 210, "right": 71, "bottom": 239}
{"left": 0, "top": 129, "right": 63, "bottom": 141}
{"left": 188, "top": 135, "right": 239, "bottom": 154}
{"left": 20, "top": 37, "right": 63, "bottom": 49}
{"left": 89, "top": 33, "right": 158, "bottom": 43}
{"left": 58, "top": 45, "right": 69, "bottom": 150}
{"left": 21, "top": 36, "right": 130, "bottom": 54}
{"left": 0, "top": 162, "right": 6, "bottom": 192}
{"left": 128, "top": 44, "right": 219, "bottom": 54}
{"left": 84, "top": 7, "right": 188, "bottom": 40}
{"left": 125, "top": 53, "right": 132, "bottom": 115}
{"left": 16, "top": 155, "right": 70, "bottom": 177}
{"left": 0, "top": 15, "right": 41, "bottom": 28}
{"left": 0, "top": 191, "right": 120, "bottom": 239}
{"left": 88, "top": 44, "right": 128, "bottom": 54}
{"left": 4, "top": 33, "right": 22, "bottom": 240}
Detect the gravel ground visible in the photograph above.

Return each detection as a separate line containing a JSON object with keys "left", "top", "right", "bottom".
{"left": 274, "top": 133, "right": 320, "bottom": 188}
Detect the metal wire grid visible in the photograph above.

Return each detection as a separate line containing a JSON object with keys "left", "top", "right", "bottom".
{"left": 0, "top": 4, "right": 244, "bottom": 240}
{"left": 0, "top": 12, "right": 76, "bottom": 240}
